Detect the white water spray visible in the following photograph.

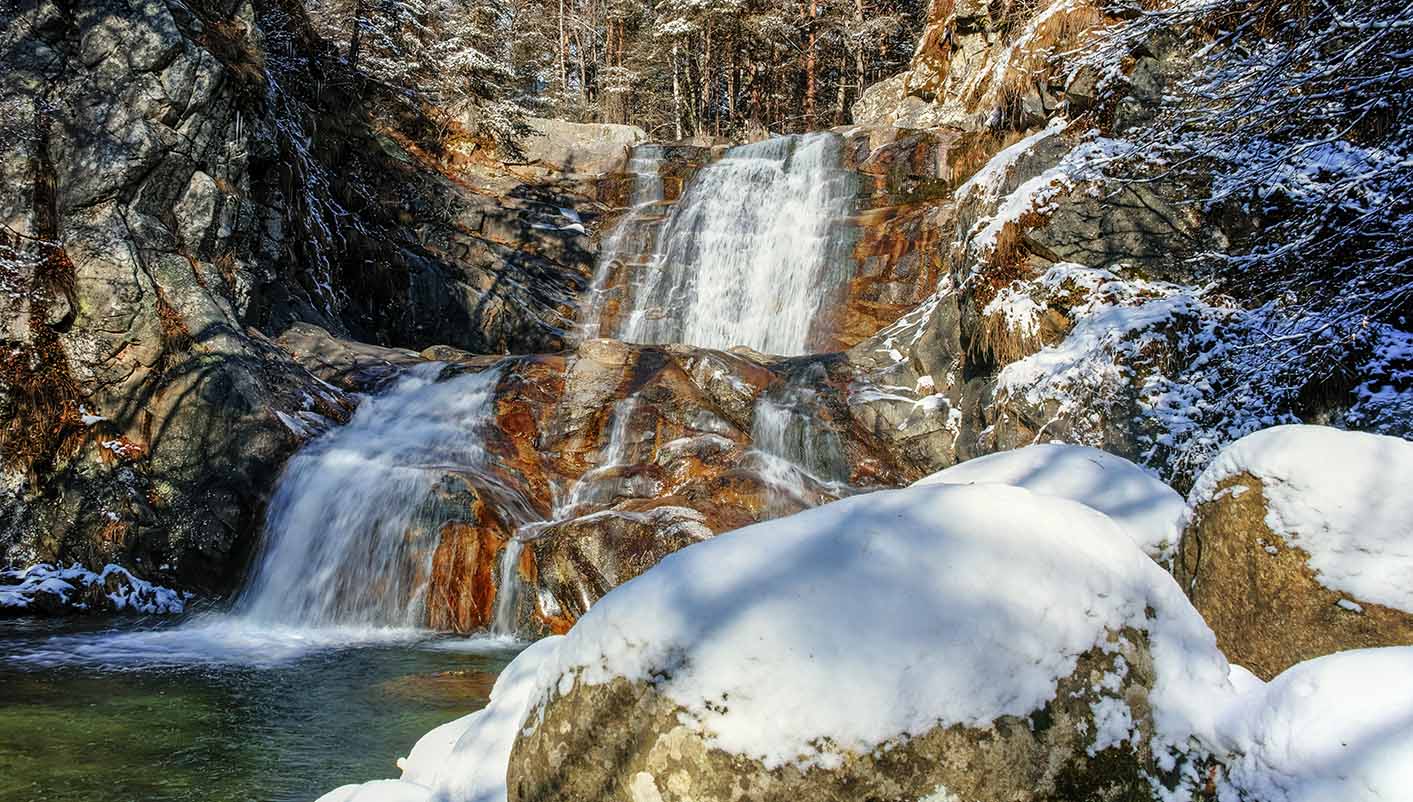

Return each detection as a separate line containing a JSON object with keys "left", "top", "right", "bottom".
{"left": 612, "top": 133, "right": 857, "bottom": 355}
{"left": 238, "top": 364, "right": 509, "bottom": 630}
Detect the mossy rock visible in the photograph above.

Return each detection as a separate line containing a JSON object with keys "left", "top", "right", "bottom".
{"left": 1176, "top": 474, "right": 1413, "bottom": 680}
{"left": 507, "top": 630, "right": 1161, "bottom": 802}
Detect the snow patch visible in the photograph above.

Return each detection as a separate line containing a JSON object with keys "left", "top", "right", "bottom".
{"left": 1214, "top": 647, "right": 1413, "bottom": 802}
{"left": 915, "top": 444, "right": 1184, "bottom": 561}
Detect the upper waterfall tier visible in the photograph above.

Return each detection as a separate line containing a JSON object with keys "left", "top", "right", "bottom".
{"left": 587, "top": 133, "right": 859, "bottom": 356}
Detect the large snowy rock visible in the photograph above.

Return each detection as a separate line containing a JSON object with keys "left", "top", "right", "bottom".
{"left": 914, "top": 443, "right": 1183, "bottom": 560}
{"left": 1177, "top": 425, "right": 1413, "bottom": 679}
{"left": 502, "top": 483, "right": 1232, "bottom": 802}
{"left": 520, "top": 117, "right": 647, "bottom": 176}
{"left": 1213, "top": 647, "right": 1413, "bottom": 802}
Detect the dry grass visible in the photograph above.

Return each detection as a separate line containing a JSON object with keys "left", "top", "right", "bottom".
{"left": 965, "top": 0, "right": 1108, "bottom": 128}
{"left": 154, "top": 289, "right": 193, "bottom": 354}
{"left": 1, "top": 242, "right": 84, "bottom": 477}
{"left": 946, "top": 128, "right": 1027, "bottom": 186}
{"left": 975, "top": 303, "right": 1045, "bottom": 365}
{"left": 200, "top": 17, "right": 266, "bottom": 92}
{"left": 906, "top": 0, "right": 959, "bottom": 100}
{"left": 214, "top": 251, "right": 239, "bottom": 296}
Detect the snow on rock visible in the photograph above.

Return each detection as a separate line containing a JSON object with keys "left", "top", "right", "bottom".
{"left": 0, "top": 563, "right": 188, "bottom": 614}
{"left": 524, "top": 483, "right": 1232, "bottom": 770}
{"left": 954, "top": 117, "right": 1070, "bottom": 206}
{"left": 1214, "top": 647, "right": 1413, "bottom": 802}
{"left": 914, "top": 444, "right": 1184, "bottom": 561}
{"left": 989, "top": 262, "right": 1305, "bottom": 482}
{"left": 964, "top": 134, "right": 1134, "bottom": 257}
{"left": 315, "top": 636, "right": 564, "bottom": 802}
{"left": 1188, "top": 425, "right": 1413, "bottom": 613}
{"left": 1227, "top": 664, "right": 1266, "bottom": 697}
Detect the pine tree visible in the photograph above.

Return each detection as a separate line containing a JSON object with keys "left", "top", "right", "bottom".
{"left": 426, "top": 0, "right": 533, "bottom": 153}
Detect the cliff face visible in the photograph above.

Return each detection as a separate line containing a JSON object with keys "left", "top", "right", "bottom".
{"left": 844, "top": 0, "right": 1410, "bottom": 485}
{"left": 0, "top": 0, "right": 600, "bottom": 590}
{"left": 4, "top": 0, "right": 1406, "bottom": 613}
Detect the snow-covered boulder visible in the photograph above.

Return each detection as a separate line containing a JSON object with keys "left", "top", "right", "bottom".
{"left": 1213, "top": 647, "right": 1413, "bottom": 802}
{"left": 1177, "top": 425, "right": 1413, "bottom": 679}
{"left": 914, "top": 443, "right": 1183, "bottom": 560}
{"left": 0, "top": 563, "right": 188, "bottom": 616}
{"left": 502, "top": 483, "right": 1233, "bottom": 802}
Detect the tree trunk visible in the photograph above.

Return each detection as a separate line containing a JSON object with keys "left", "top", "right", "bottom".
{"left": 805, "top": 0, "right": 818, "bottom": 130}
{"left": 348, "top": 0, "right": 365, "bottom": 73}
{"left": 672, "top": 40, "right": 683, "bottom": 140}
{"left": 855, "top": 0, "right": 867, "bottom": 113}
{"left": 702, "top": 22, "right": 712, "bottom": 136}
{"left": 559, "top": 0, "right": 569, "bottom": 98}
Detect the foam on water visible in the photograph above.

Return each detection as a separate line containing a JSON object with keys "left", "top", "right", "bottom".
{"left": 0, "top": 615, "right": 435, "bottom": 670}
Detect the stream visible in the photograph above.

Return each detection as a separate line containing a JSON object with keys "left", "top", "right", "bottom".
{"left": 0, "top": 616, "right": 520, "bottom": 802}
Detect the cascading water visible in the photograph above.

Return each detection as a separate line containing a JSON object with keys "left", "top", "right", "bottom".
{"left": 610, "top": 132, "right": 857, "bottom": 355}
{"left": 238, "top": 364, "right": 513, "bottom": 631}
{"left": 557, "top": 396, "right": 642, "bottom": 516}
{"left": 747, "top": 364, "right": 854, "bottom": 509}
{"left": 579, "top": 146, "right": 669, "bottom": 340}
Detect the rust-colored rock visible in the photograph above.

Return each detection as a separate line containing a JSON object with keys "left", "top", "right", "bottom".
{"left": 527, "top": 506, "right": 713, "bottom": 629}
{"left": 1176, "top": 474, "right": 1413, "bottom": 680}
{"left": 427, "top": 506, "right": 511, "bottom": 634}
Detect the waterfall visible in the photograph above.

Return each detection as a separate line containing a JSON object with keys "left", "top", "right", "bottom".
{"left": 747, "top": 364, "right": 853, "bottom": 508}
{"left": 237, "top": 364, "right": 509, "bottom": 630}
{"left": 579, "top": 146, "right": 669, "bottom": 340}
{"left": 556, "top": 396, "right": 641, "bottom": 516}
{"left": 489, "top": 538, "right": 525, "bottom": 636}
{"left": 609, "top": 132, "right": 857, "bottom": 356}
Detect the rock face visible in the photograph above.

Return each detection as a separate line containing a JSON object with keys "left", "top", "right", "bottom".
{"left": 0, "top": 0, "right": 357, "bottom": 589}
{"left": 468, "top": 339, "right": 913, "bottom": 633}
{"left": 0, "top": 0, "right": 615, "bottom": 592}
{"left": 525, "top": 506, "right": 712, "bottom": 632}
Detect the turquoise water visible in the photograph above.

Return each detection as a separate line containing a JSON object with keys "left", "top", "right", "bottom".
{"left": 0, "top": 616, "right": 519, "bottom": 802}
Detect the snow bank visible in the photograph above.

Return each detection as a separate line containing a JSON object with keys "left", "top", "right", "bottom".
{"left": 315, "top": 636, "right": 564, "bottom": 802}
{"left": 0, "top": 563, "right": 188, "bottom": 614}
{"left": 1215, "top": 647, "right": 1413, "bottom": 802}
{"left": 1189, "top": 425, "right": 1413, "bottom": 613}
{"left": 530, "top": 483, "right": 1232, "bottom": 769}
{"left": 914, "top": 444, "right": 1183, "bottom": 560}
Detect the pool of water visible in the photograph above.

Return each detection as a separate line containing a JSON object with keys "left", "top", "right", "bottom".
{"left": 0, "top": 615, "right": 521, "bottom": 802}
